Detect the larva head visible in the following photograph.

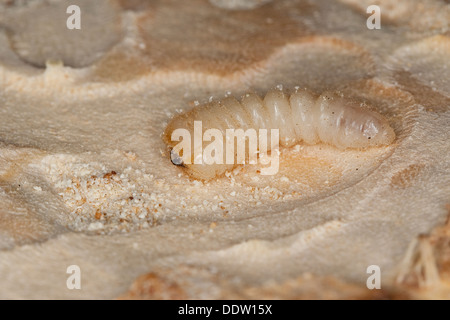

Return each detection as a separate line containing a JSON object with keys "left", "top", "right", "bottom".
{"left": 163, "top": 107, "right": 234, "bottom": 180}
{"left": 162, "top": 112, "right": 196, "bottom": 166}
{"left": 317, "top": 92, "right": 396, "bottom": 149}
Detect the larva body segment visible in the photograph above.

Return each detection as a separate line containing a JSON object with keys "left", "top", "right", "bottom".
{"left": 263, "top": 90, "right": 297, "bottom": 147}
{"left": 315, "top": 92, "right": 396, "bottom": 149}
{"left": 290, "top": 89, "right": 321, "bottom": 145}
{"left": 221, "top": 97, "right": 251, "bottom": 129}
{"left": 163, "top": 88, "right": 395, "bottom": 180}
{"left": 240, "top": 93, "right": 267, "bottom": 131}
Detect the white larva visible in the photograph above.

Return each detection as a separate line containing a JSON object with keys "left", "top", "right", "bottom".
{"left": 163, "top": 88, "right": 396, "bottom": 180}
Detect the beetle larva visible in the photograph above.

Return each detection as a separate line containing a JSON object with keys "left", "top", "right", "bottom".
{"left": 163, "top": 88, "right": 396, "bottom": 180}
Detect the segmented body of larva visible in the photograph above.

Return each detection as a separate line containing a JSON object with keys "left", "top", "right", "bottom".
{"left": 163, "top": 88, "right": 396, "bottom": 180}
